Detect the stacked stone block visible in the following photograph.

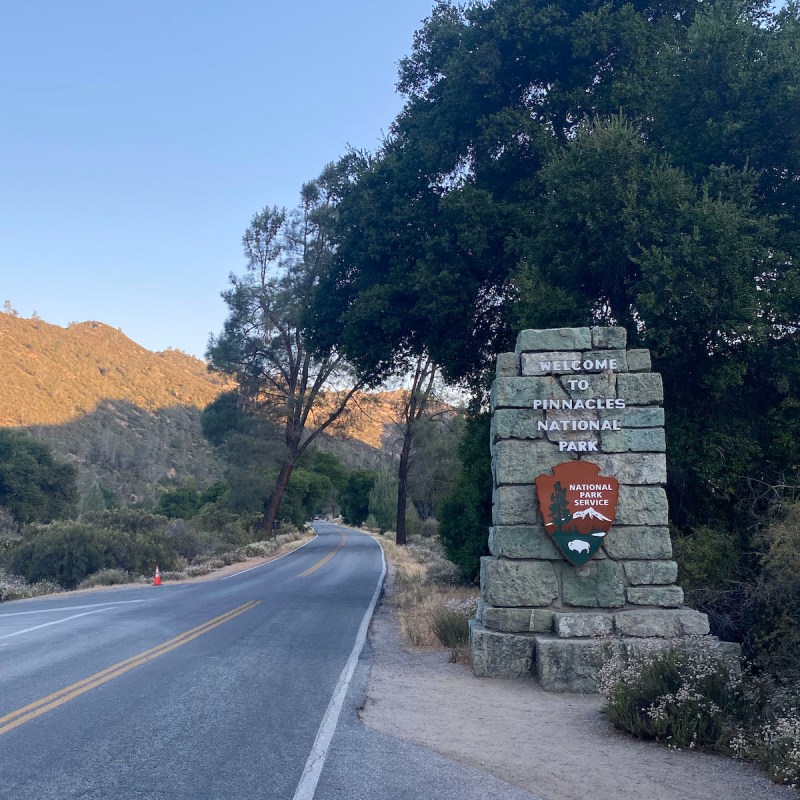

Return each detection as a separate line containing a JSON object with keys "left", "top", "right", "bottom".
{"left": 470, "top": 327, "right": 729, "bottom": 692}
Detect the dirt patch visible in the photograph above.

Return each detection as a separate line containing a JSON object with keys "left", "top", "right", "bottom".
{"left": 361, "top": 563, "right": 795, "bottom": 800}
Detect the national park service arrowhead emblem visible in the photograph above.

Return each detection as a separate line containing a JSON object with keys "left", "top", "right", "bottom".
{"left": 535, "top": 462, "right": 619, "bottom": 566}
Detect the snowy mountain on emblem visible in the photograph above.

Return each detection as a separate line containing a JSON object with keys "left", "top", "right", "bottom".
{"left": 571, "top": 507, "right": 612, "bottom": 522}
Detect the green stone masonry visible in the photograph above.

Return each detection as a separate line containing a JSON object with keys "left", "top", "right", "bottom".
{"left": 470, "top": 327, "right": 737, "bottom": 690}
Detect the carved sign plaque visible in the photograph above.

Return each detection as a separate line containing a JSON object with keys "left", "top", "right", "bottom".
{"left": 535, "top": 461, "right": 619, "bottom": 566}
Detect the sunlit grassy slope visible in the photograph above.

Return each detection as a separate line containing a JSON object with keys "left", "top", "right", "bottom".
{"left": 0, "top": 314, "right": 229, "bottom": 426}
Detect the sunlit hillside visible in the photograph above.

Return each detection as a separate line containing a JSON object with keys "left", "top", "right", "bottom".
{"left": 0, "top": 314, "right": 402, "bottom": 506}
{"left": 0, "top": 313, "right": 408, "bottom": 449}
{"left": 320, "top": 391, "right": 407, "bottom": 451}
{"left": 0, "top": 314, "right": 229, "bottom": 426}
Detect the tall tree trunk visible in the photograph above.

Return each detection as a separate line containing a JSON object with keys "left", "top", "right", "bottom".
{"left": 261, "top": 460, "right": 294, "bottom": 537}
{"left": 395, "top": 429, "right": 413, "bottom": 546}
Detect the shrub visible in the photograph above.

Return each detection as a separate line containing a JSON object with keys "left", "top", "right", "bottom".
{"left": 155, "top": 483, "right": 203, "bottom": 519}
{"left": 340, "top": 469, "right": 377, "bottom": 526}
{"left": 431, "top": 605, "right": 472, "bottom": 650}
{"left": 0, "top": 507, "right": 20, "bottom": 541}
{"left": 755, "top": 709, "right": 800, "bottom": 788}
{"left": 7, "top": 520, "right": 178, "bottom": 589}
{"left": 239, "top": 541, "right": 277, "bottom": 558}
{"left": 728, "top": 682, "right": 800, "bottom": 789}
{"left": 158, "top": 571, "right": 187, "bottom": 581}
{"left": 165, "top": 519, "right": 204, "bottom": 561}
{"left": 193, "top": 507, "right": 257, "bottom": 548}
{"left": 405, "top": 503, "right": 422, "bottom": 537}
{"left": 78, "top": 568, "right": 132, "bottom": 588}
{"left": 424, "top": 557, "right": 462, "bottom": 586}
{"left": 437, "top": 413, "right": 492, "bottom": 580}
{"left": 734, "top": 709, "right": 800, "bottom": 789}
{"left": 82, "top": 508, "right": 168, "bottom": 534}
{"left": 599, "top": 638, "right": 743, "bottom": 750}
{"left": 601, "top": 637, "right": 800, "bottom": 788}
{"left": 745, "top": 503, "right": 800, "bottom": 682}
{"left": 406, "top": 543, "right": 436, "bottom": 565}
{"left": 364, "top": 514, "right": 380, "bottom": 532}
{"left": 0, "top": 570, "right": 61, "bottom": 601}
{"left": 0, "top": 430, "right": 78, "bottom": 523}
{"left": 420, "top": 518, "right": 438, "bottom": 538}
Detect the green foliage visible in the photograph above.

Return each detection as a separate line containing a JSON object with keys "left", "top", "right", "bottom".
{"left": 163, "top": 519, "right": 204, "bottom": 562}
{"left": 599, "top": 638, "right": 743, "bottom": 750}
{"left": 742, "top": 698, "right": 800, "bottom": 788}
{"left": 191, "top": 506, "right": 258, "bottom": 550}
{"left": 279, "top": 467, "right": 333, "bottom": 527}
{"left": 78, "top": 568, "right": 134, "bottom": 589}
{"left": 601, "top": 638, "right": 800, "bottom": 788}
{"left": 310, "top": 1, "right": 766, "bottom": 385}
{"left": 153, "top": 480, "right": 227, "bottom": 520}
{"left": 0, "top": 507, "right": 19, "bottom": 541}
{"left": 368, "top": 471, "right": 398, "bottom": 533}
{"left": 0, "top": 570, "right": 60, "bottom": 601}
{"left": 404, "top": 502, "right": 422, "bottom": 538}
{"left": 0, "top": 430, "right": 78, "bottom": 524}
{"left": 28, "top": 399, "right": 225, "bottom": 511}
{"left": 340, "top": 469, "right": 377, "bottom": 526}
{"left": 81, "top": 508, "right": 169, "bottom": 535}
{"left": 207, "top": 192, "right": 369, "bottom": 533}
{"left": 200, "top": 391, "right": 247, "bottom": 447}
{"left": 304, "top": 449, "right": 348, "bottom": 494}
{"left": 303, "top": 0, "right": 800, "bottom": 675}
{"left": 674, "top": 526, "right": 740, "bottom": 593}
{"left": 155, "top": 482, "right": 204, "bottom": 519}
{"left": 81, "top": 479, "right": 108, "bottom": 514}
{"left": 6, "top": 519, "right": 177, "bottom": 589}
{"left": 438, "top": 414, "right": 491, "bottom": 580}
{"left": 407, "top": 413, "right": 464, "bottom": 520}
{"left": 201, "top": 392, "right": 282, "bottom": 512}
{"left": 741, "top": 502, "right": 800, "bottom": 680}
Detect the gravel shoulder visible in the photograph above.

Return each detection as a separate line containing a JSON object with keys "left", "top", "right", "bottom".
{"left": 361, "top": 564, "right": 795, "bottom": 800}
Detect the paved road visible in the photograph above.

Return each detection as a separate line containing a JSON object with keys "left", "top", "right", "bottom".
{"left": 0, "top": 522, "right": 541, "bottom": 800}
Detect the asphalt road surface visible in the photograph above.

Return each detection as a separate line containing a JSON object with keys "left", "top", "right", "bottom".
{"left": 0, "top": 522, "right": 540, "bottom": 800}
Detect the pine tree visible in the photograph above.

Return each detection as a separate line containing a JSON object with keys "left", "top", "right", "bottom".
{"left": 549, "top": 482, "right": 570, "bottom": 534}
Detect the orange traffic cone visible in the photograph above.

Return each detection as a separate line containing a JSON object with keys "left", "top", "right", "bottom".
{"left": 153, "top": 565, "right": 161, "bottom": 586}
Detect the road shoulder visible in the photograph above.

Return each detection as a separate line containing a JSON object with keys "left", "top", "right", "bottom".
{"left": 361, "top": 562, "right": 795, "bottom": 800}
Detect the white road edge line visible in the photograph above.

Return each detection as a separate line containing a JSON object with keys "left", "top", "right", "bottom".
{"left": 0, "top": 599, "right": 147, "bottom": 618}
{"left": 292, "top": 531, "right": 386, "bottom": 800}
{"left": 217, "top": 533, "right": 319, "bottom": 581}
{"left": 0, "top": 607, "right": 113, "bottom": 640}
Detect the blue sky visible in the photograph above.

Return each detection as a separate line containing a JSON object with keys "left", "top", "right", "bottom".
{"left": 0, "top": 1, "right": 435, "bottom": 358}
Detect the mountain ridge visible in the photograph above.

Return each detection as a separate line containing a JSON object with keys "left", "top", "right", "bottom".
{"left": 0, "top": 314, "right": 229, "bottom": 426}
{"left": 0, "top": 312, "right": 404, "bottom": 450}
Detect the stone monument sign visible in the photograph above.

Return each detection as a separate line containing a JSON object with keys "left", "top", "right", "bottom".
{"left": 470, "top": 326, "right": 734, "bottom": 692}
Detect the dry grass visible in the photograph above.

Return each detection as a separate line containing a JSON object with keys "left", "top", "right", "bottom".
{"left": 366, "top": 532, "right": 478, "bottom": 663}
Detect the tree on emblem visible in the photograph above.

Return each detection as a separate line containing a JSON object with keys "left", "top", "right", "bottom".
{"left": 549, "top": 481, "right": 571, "bottom": 534}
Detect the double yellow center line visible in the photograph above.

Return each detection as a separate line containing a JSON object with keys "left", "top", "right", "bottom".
{"left": 0, "top": 600, "right": 260, "bottom": 737}
{"left": 298, "top": 532, "right": 347, "bottom": 578}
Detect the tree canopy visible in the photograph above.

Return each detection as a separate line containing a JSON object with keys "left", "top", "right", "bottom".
{"left": 0, "top": 430, "right": 78, "bottom": 524}
{"left": 307, "top": 0, "right": 800, "bottom": 540}
{"left": 207, "top": 184, "right": 367, "bottom": 532}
